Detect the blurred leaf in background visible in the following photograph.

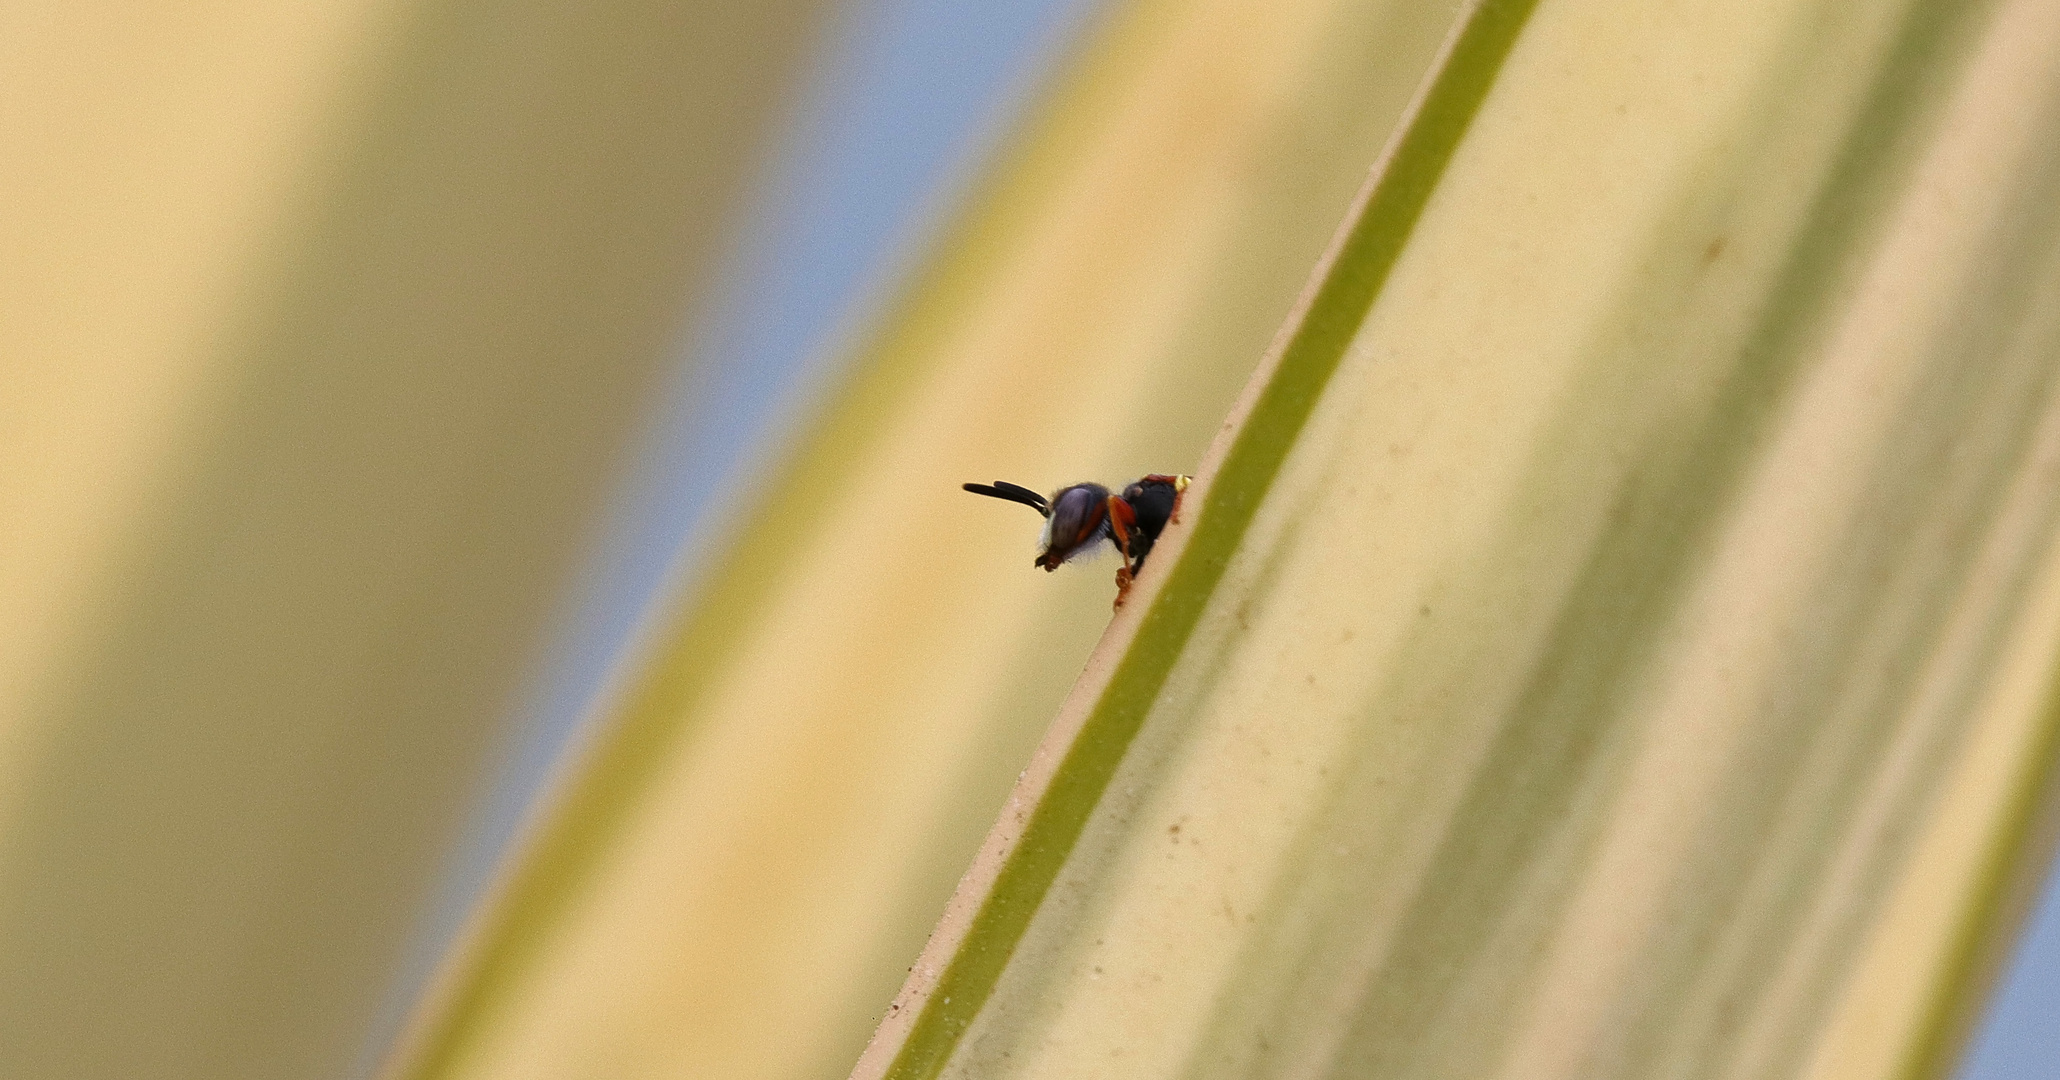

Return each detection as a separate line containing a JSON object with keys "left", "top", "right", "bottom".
{"left": 0, "top": 0, "right": 841, "bottom": 1076}
{"left": 363, "top": 0, "right": 1110, "bottom": 1061}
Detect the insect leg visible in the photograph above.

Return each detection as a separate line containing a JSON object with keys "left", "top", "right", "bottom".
{"left": 1108, "top": 495, "right": 1139, "bottom": 606}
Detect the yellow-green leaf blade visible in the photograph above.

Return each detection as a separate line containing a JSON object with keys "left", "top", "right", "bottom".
{"left": 856, "top": 0, "right": 2060, "bottom": 1076}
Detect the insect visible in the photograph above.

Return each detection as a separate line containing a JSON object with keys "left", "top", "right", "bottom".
{"left": 962, "top": 474, "right": 1191, "bottom": 605}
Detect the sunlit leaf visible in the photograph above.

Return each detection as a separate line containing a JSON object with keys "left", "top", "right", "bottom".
{"left": 856, "top": 0, "right": 2060, "bottom": 1076}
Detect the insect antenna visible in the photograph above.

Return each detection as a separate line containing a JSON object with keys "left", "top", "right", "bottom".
{"left": 962, "top": 480, "right": 1051, "bottom": 517}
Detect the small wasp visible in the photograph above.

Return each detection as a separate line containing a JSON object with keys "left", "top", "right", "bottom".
{"left": 962, "top": 474, "right": 1191, "bottom": 605}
